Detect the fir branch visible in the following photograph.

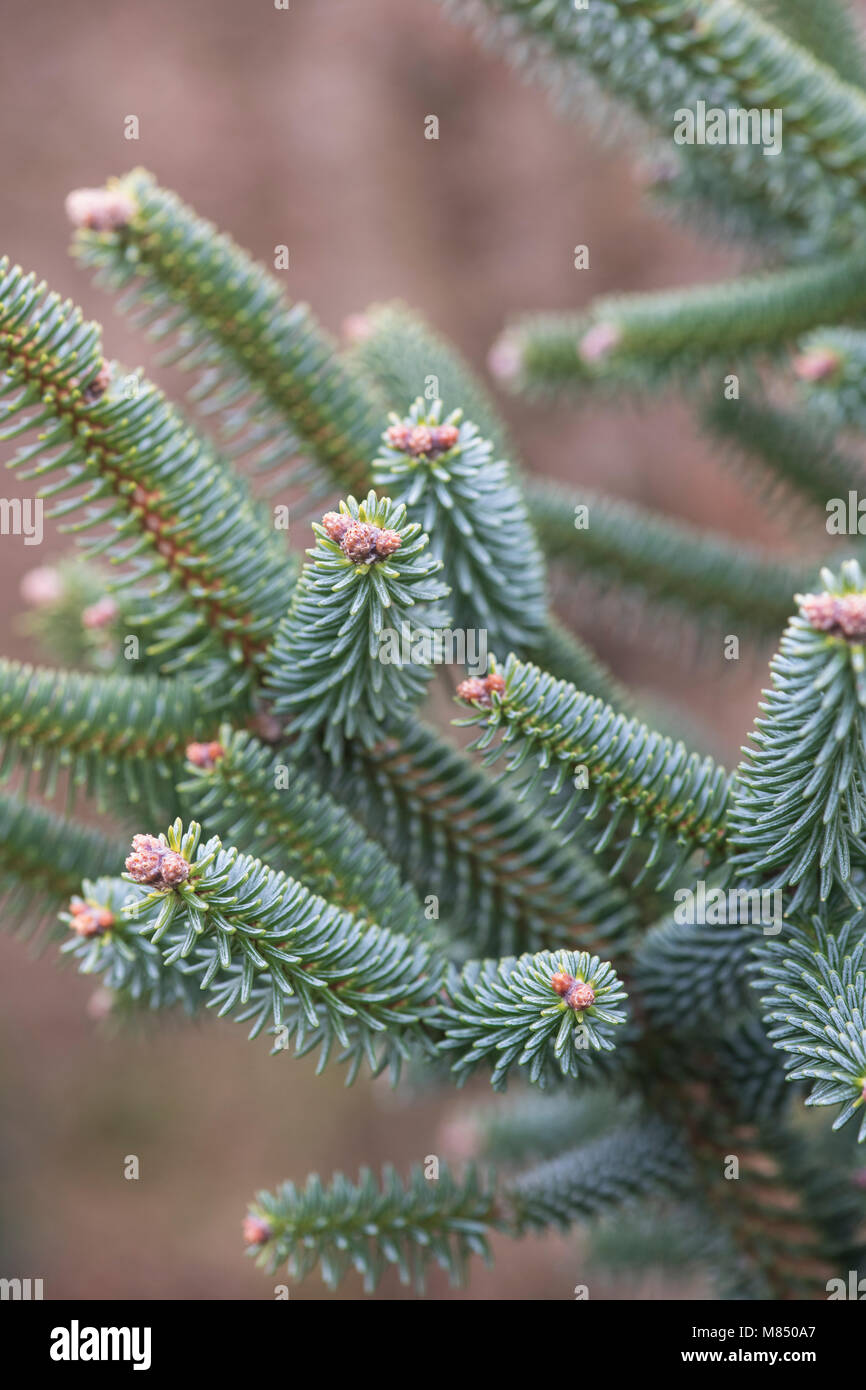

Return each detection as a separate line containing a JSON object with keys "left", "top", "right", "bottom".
{"left": 180, "top": 728, "right": 424, "bottom": 935}
{"left": 700, "top": 393, "right": 866, "bottom": 522}
{"left": 0, "top": 259, "right": 294, "bottom": 707}
{"left": 442, "top": 0, "right": 866, "bottom": 250}
{"left": 752, "top": 0, "right": 866, "bottom": 89}
{"left": 264, "top": 492, "right": 449, "bottom": 760}
{"left": 118, "top": 820, "right": 443, "bottom": 1083}
{"left": 0, "top": 794, "right": 126, "bottom": 942}
{"left": 373, "top": 399, "right": 546, "bottom": 650}
{"left": 245, "top": 1163, "right": 498, "bottom": 1293}
{"left": 59, "top": 876, "right": 202, "bottom": 1014}
{"left": 527, "top": 479, "right": 804, "bottom": 637}
{"left": 344, "top": 300, "right": 628, "bottom": 708}
{"left": 675, "top": 1089, "right": 862, "bottom": 1297}
{"left": 793, "top": 326, "right": 866, "bottom": 433}
{"left": 758, "top": 913, "right": 866, "bottom": 1140}
{"left": 346, "top": 299, "right": 522, "bottom": 467}
{"left": 472, "top": 1088, "right": 632, "bottom": 1164}
{"left": 68, "top": 170, "right": 380, "bottom": 493}
{"left": 633, "top": 911, "right": 755, "bottom": 1030}
{"left": 304, "top": 718, "right": 641, "bottom": 957}
{"left": 492, "top": 247, "right": 866, "bottom": 396}
{"left": 505, "top": 1117, "right": 694, "bottom": 1231}
{"left": 0, "top": 658, "right": 201, "bottom": 810}
{"left": 727, "top": 561, "right": 866, "bottom": 913}
{"left": 457, "top": 655, "right": 733, "bottom": 890}
{"left": 438, "top": 947, "right": 627, "bottom": 1090}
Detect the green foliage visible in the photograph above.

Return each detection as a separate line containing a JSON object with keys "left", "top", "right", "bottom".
{"left": 459, "top": 654, "right": 732, "bottom": 889}
{"left": 0, "top": 794, "right": 125, "bottom": 942}
{"left": 345, "top": 298, "right": 624, "bottom": 701}
{"left": 443, "top": 0, "right": 866, "bottom": 252}
{"left": 180, "top": 727, "right": 424, "bottom": 935}
{"left": 302, "top": 717, "right": 641, "bottom": 956}
{"left": 438, "top": 948, "right": 627, "bottom": 1090}
{"left": 264, "top": 492, "right": 448, "bottom": 760}
{"left": 528, "top": 478, "right": 804, "bottom": 638}
{"left": 373, "top": 398, "right": 546, "bottom": 649}
{"left": 0, "top": 658, "right": 200, "bottom": 810}
{"left": 9, "top": 0, "right": 866, "bottom": 1294}
{"left": 246, "top": 1163, "right": 498, "bottom": 1293}
{"left": 496, "top": 249, "right": 866, "bottom": 396}
{"left": 60, "top": 876, "right": 203, "bottom": 1014}
{"left": 70, "top": 169, "right": 380, "bottom": 494}
{"left": 118, "top": 820, "right": 443, "bottom": 1083}
{"left": 752, "top": 0, "right": 866, "bottom": 88}
{"left": 727, "top": 562, "right": 866, "bottom": 912}
{"left": 507, "top": 1118, "right": 693, "bottom": 1232}
{"left": 0, "top": 258, "right": 294, "bottom": 708}
{"left": 758, "top": 913, "right": 866, "bottom": 1139}
{"left": 700, "top": 394, "right": 866, "bottom": 524}
{"left": 633, "top": 911, "right": 755, "bottom": 1029}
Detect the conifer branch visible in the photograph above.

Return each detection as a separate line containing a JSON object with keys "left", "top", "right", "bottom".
{"left": 60, "top": 876, "right": 203, "bottom": 1015}
{"left": 304, "top": 718, "right": 641, "bottom": 956}
{"left": 442, "top": 0, "right": 866, "bottom": 250}
{"left": 493, "top": 248, "right": 866, "bottom": 395}
{"left": 346, "top": 298, "right": 627, "bottom": 705}
{"left": 438, "top": 947, "right": 628, "bottom": 1090}
{"left": 506, "top": 1118, "right": 694, "bottom": 1231}
{"left": 68, "top": 170, "right": 380, "bottom": 493}
{"left": 700, "top": 393, "right": 866, "bottom": 522}
{"left": 0, "top": 794, "right": 126, "bottom": 942}
{"left": 264, "top": 492, "right": 449, "bottom": 760}
{"left": 727, "top": 561, "right": 866, "bottom": 913}
{"left": 758, "top": 913, "right": 866, "bottom": 1140}
{"left": 373, "top": 399, "right": 546, "bottom": 650}
{"left": 116, "top": 820, "right": 443, "bottom": 1083}
{"left": 753, "top": 0, "right": 866, "bottom": 88}
{"left": 244, "top": 1163, "right": 499, "bottom": 1293}
{"left": 180, "top": 728, "right": 424, "bottom": 936}
{"left": 458, "top": 655, "right": 732, "bottom": 890}
{"left": 0, "top": 259, "right": 294, "bottom": 707}
{"left": 0, "top": 658, "right": 201, "bottom": 809}
{"left": 633, "top": 912, "right": 755, "bottom": 1029}
{"left": 527, "top": 479, "right": 804, "bottom": 637}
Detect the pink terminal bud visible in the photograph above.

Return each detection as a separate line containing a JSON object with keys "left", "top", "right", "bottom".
{"left": 243, "top": 1214, "right": 271, "bottom": 1247}
{"left": 341, "top": 312, "right": 373, "bottom": 344}
{"left": 82, "top": 596, "right": 119, "bottom": 630}
{"left": 800, "top": 592, "right": 866, "bottom": 641}
{"left": 65, "top": 187, "right": 136, "bottom": 232}
{"left": 793, "top": 346, "right": 842, "bottom": 383}
{"left": 20, "top": 566, "right": 63, "bottom": 608}
{"left": 579, "top": 321, "right": 622, "bottom": 364}
{"left": 550, "top": 971, "right": 596, "bottom": 1010}
{"left": 488, "top": 334, "right": 523, "bottom": 385}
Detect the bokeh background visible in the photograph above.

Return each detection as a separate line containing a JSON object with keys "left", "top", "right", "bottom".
{"left": 1, "top": 0, "right": 863, "bottom": 1299}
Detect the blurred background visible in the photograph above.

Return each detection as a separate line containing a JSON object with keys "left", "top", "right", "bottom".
{"left": 1, "top": 0, "right": 862, "bottom": 1299}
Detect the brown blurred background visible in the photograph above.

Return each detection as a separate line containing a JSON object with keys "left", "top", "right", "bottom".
{"left": 1, "top": 0, "right": 863, "bottom": 1300}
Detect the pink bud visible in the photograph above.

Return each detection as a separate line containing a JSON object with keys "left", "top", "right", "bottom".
{"left": 82, "top": 596, "right": 119, "bottom": 630}
{"left": 793, "top": 346, "right": 842, "bottom": 383}
{"left": 579, "top": 321, "right": 621, "bottom": 364}
{"left": 65, "top": 187, "right": 136, "bottom": 232}
{"left": 487, "top": 334, "right": 523, "bottom": 385}
{"left": 20, "top": 566, "right": 63, "bottom": 608}
{"left": 341, "top": 313, "right": 373, "bottom": 344}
